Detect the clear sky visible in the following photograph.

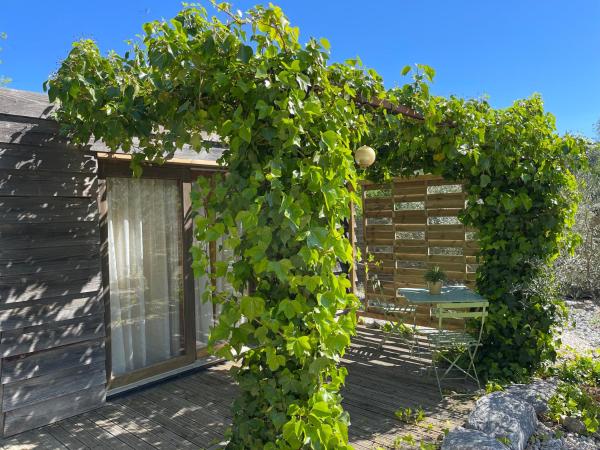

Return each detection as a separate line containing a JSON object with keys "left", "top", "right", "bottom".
{"left": 1, "top": 1, "right": 598, "bottom": 137}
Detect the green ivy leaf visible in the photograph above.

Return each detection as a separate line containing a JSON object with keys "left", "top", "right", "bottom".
{"left": 239, "top": 125, "right": 252, "bottom": 143}
{"left": 240, "top": 296, "right": 265, "bottom": 321}
{"left": 321, "top": 130, "right": 338, "bottom": 149}
{"left": 480, "top": 174, "right": 491, "bottom": 187}
{"left": 238, "top": 44, "right": 253, "bottom": 63}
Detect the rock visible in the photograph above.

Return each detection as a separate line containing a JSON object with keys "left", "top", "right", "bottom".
{"left": 504, "top": 378, "right": 558, "bottom": 414}
{"left": 562, "top": 416, "right": 587, "bottom": 435}
{"left": 466, "top": 391, "right": 538, "bottom": 450}
{"left": 441, "top": 427, "right": 510, "bottom": 450}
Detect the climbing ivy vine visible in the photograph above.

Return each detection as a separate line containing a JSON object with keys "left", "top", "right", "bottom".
{"left": 45, "top": 1, "right": 586, "bottom": 447}
{"left": 367, "top": 70, "right": 587, "bottom": 380}
{"left": 46, "top": 3, "right": 384, "bottom": 448}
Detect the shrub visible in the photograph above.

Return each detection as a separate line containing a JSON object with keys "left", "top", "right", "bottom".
{"left": 546, "top": 352, "right": 600, "bottom": 435}
{"left": 554, "top": 145, "right": 600, "bottom": 299}
{"left": 548, "top": 382, "right": 599, "bottom": 434}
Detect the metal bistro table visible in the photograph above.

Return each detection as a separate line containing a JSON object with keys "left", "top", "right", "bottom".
{"left": 398, "top": 286, "right": 488, "bottom": 328}
{"left": 399, "top": 285, "right": 486, "bottom": 309}
{"left": 397, "top": 285, "right": 488, "bottom": 350}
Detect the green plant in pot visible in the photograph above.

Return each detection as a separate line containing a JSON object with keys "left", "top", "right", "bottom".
{"left": 424, "top": 266, "right": 447, "bottom": 295}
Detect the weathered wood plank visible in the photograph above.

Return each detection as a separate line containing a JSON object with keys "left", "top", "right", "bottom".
{"left": 0, "top": 269, "right": 101, "bottom": 304}
{"left": 0, "top": 89, "right": 55, "bottom": 119}
{"left": 0, "top": 313, "right": 105, "bottom": 357}
{"left": 45, "top": 422, "right": 89, "bottom": 450}
{"left": 0, "top": 196, "right": 98, "bottom": 224}
{"left": 117, "top": 395, "right": 221, "bottom": 447}
{"left": 96, "top": 403, "right": 198, "bottom": 450}
{"left": 0, "top": 327, "right": 474, "bottom": 446}
{"left": 0, "top": 114, "right": 69, "bottom": 147}
{"left": 0, "top": 277, "right": 101, "bottom": 306}
{"left": 0, "top": 143, "right": 97, "bottom": 173}
{"left": 2, "top": 361, "right": 105, "bottom": 411}
{"left": 0, "top": 222, "right": 99, "bottom": 250}
{"left": 0, "top": 244, "right": 100, "bottom": 277}
{"left": 2, "top": 338, "right": 105, "bottom": 384}
{"left": 0, "top": 169, "right": 97, "bottom": 197}
{"left": 3, "top": 384, "right": 106, "bottom": 437}
{"left": 85, "top": 410, "right": 157, "bottom": 450}
{"left": 0, "top": 293, "right": 102, "bottom": 331}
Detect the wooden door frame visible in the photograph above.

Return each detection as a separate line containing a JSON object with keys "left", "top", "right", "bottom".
{"left": 98, "top": 157, "right": 223, "bottom": 390}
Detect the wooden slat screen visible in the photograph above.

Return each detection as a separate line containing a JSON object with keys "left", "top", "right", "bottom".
{"left": 361, "top": 175, "right": 479, "bottom": 320}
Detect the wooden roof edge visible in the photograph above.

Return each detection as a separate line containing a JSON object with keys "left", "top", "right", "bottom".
{"left": 96, "top": 152, "right": 225, "bottom": 170}
{"left": 360, "top": 174, "right": 444, "bottom": 185}
{"left": 357, "top": 96, "right": 424, "bottom": 121}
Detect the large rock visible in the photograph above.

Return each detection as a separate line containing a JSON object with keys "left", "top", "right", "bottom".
{"left": 466, "top": 391, "right": 538, "bottom": 450}
{"left": 504, "top": 378, "right": 558, "bottom": 414}
{"left": 441, "top": 427, "right": 509, "bottom": 450}
{"left": 562, "top": 416, "right": 587, "bottom": 435}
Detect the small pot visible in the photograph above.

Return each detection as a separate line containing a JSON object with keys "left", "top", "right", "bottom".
{"left": 428, "top": 281, "right": 443, "bottom": 295}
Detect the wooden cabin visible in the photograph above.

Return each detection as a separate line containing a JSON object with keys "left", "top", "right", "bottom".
{"left": 0, "top": 87, "right": 227, "bottom": 436}
{"left": 0, "top": 87, "right": 477, "bottom": 438}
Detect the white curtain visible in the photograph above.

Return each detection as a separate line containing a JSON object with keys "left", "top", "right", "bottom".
{"left": 107, "top": 177, "right": 184, "bottom": 376}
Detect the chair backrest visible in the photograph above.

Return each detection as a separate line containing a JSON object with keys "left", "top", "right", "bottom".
{"left": 367, "top": 296, "right": 411, "bottom": 315}
{"left": 432, "top": 301, "right": 489, "bottom": 338}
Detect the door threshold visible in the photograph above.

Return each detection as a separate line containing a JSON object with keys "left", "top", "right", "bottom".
{"left": 107, "top": 355, "right": 224, "bottom": 399}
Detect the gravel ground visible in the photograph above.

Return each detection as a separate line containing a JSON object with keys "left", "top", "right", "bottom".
{"left": 527, "top": 421, "right": 599, "bottom": 450}
{"left": 561, "top": 299, "right": 600, "bottom": 352}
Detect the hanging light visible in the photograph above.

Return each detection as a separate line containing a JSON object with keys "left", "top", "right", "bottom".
{"left": 354, "top": 145, "right": 376, "bottom": 168}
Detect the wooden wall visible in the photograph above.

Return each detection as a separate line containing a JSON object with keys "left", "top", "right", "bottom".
{"left": 0, "top": 87, "right": 226, "bottom": 437}
{"left": 361, "top": 176, "right": 479, "bottom": 325}
{"left": 0, "top": 89, "right": 106, "bottom": 436}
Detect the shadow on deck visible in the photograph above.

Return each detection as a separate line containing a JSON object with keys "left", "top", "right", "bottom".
{"left": 0, "top": 327, "right": 475, "bottom": 449}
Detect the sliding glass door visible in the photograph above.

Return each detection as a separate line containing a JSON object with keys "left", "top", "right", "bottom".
{"left": 102, "top": 167, "right": 222, "bottom": 388}
{"left": 106, "top": 177, "right": 187, "bottom": 378}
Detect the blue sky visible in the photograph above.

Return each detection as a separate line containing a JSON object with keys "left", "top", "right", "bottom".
{"left": 1, "top": 1, "right": 598, "bottom": 137}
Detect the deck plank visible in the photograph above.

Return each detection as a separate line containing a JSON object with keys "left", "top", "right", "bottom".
{"left": 0, "top": 326, "right": 474, "bottom": 449}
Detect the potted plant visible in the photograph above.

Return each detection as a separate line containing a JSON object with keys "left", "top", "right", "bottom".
{"left": 424, "top": 266, "right": 447, "bottom": 295}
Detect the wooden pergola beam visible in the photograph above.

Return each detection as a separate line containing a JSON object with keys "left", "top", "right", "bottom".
{"left": 356, "top": 95, "right": 425, "bottom": 121}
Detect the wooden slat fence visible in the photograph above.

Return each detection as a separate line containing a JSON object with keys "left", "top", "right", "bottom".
{"left": 361, "top": 175, "right": 479, "bottom": 324}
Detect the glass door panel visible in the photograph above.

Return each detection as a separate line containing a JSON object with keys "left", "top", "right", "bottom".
{"left": 106, "top": 177, "right": 185, "bottom": 377}
{"left": 193, "top": 202, "right": 215, "bottom": 350}
{"left": 193, "top": 198, "right": 229, "bottom": 352}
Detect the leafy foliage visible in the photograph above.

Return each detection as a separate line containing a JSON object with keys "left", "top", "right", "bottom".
{"left": 545, "top": 352, "right": 600, "bottom": 435}
{"left": 423, "top": 266, "right": 447, "bottom": 283}
{"left": 45, "top": 1, "right": 587, "bottom": 446}
{"left": 394, "top": 406, "right": 426, "bottom": 424}
{"left": 554, "top": 144, "right": 600, "bottom": 299}
{"left": 548, "top": 382, "right": 599, "bottom": 434}
{"left": 550, "top": 352, "right": 600, "bottom": 386}
{"left": 367, "top": 67, "right": 587, "bottom": 380}
{"left": 46, "top": 3, "right": 382, "bottom": 448}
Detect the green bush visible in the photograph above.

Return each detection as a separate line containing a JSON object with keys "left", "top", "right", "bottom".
{"left": 548, "top": 382, "right": 599, "bottom": 434}
{"left": 368, "top": 83, "right": 587, "bottom": 381}
{"left": 554, "top": 145, "right": 600, "bottom": 299}
{"left": 551, "top": 353, "right": 600, "bottom": 386}
{"left": 545, "top": 352, "right": 600, "bottom": 435}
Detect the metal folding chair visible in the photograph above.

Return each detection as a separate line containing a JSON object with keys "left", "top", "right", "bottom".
{"left": 428, "top": 301, "right": 488, "bottom": 397}
{"left": 367, "top": 296, "right": 417, "bottom": 352}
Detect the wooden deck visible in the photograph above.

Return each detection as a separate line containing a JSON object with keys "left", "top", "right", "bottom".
{"left": 0, "top": 327, "right": 475, "bottom": 449}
